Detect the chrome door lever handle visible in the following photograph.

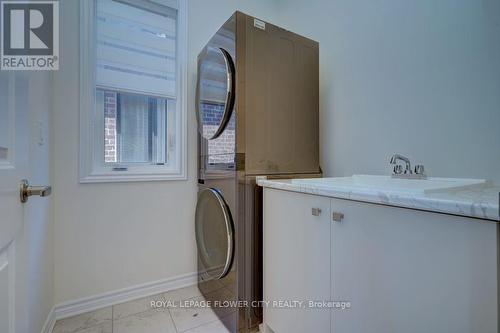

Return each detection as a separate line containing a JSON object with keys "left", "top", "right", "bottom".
{"left": 20, "top": 179, "right": 52, "bottom": 203}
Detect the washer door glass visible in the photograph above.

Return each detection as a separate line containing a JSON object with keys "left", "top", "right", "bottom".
{"left": 195, "top": 188, "right": 234, "bottom": 280}
{"left": 196, "top": 47, "right": 235, "bottom": 140}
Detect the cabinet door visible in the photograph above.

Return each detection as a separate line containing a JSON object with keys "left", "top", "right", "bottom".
{"left": 330, "top": 198, "right": 497, "bottom": 333}
{"left": 264, "top": 189, "right": 331, "bottom": 333}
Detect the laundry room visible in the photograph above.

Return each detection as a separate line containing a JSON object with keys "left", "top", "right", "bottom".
{"left": 0, "top": 1, "right": 499, "bottom": 333}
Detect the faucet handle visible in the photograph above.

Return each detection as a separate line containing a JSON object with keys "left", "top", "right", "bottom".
{"left": 414, "top": 165, "right": 425, "bottom": 175}
{"left": 393, "top": 165, "right": 403, "bottom": 175}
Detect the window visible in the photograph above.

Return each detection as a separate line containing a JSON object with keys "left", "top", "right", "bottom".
{"left": 98, "top": 89, "right": 177, "bottom": 165}
{"left": 80, "top": 0, "right": 187, "bottom": 182}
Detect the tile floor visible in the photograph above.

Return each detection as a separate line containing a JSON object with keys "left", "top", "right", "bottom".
{"left": 51, "top": 283, "right": 246, "bottom": 333}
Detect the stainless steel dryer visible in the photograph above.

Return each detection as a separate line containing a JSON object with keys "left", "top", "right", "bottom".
{"left": 195, "top": 12, "right": 321, "bottom": 332}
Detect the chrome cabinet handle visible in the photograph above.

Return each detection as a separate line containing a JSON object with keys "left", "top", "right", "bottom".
{"left": 414, "top": 164, "right": 425, "bottom": 175}
{"left": 20, "top": 179, "right": 52, "bottom": 203}
{"left": 332, "top": 212, "right": 344, "bottom": 222}
{"left": 311, "top": 208, "right": 322, "bottom": 216}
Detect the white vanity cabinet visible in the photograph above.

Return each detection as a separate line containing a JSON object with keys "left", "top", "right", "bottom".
{"left": 263, "top": 188, "right": 498, "bottom": 333}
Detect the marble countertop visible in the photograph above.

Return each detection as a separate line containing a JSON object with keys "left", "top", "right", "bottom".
{"left": 257, "top": 177, "right": 500, "bottom": 222}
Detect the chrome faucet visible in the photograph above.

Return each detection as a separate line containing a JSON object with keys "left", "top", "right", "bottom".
{"left": 390, "top": 154, "right": 412, "bottom": 175}
{"left": 390, "top": 154, "right": 427, "bottom": 179}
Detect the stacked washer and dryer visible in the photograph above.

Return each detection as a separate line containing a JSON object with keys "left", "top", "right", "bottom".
{"left": 195, "top": 12, "right": 320, "bottom": 332}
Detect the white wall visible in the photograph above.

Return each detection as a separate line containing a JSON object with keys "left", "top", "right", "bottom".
{"left": 53, "top": 0, "right": 279, "bottom": 304}
{"left": 275, "top": 0, "right": 500, "bottom": 182}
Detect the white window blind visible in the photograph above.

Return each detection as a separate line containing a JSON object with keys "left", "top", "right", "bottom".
{"left": 96, "top": 0, "right": 177, "bottom": 98}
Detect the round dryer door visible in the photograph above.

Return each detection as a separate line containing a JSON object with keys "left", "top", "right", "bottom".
{"left": 196, "top": 47, "right": 235, "bottom": 140}
{"left": 195, "top": 188, "right": 234, "bottom": 280}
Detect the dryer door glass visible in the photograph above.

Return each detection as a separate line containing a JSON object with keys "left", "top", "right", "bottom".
{"left": 195, "top": 188, "right": 234, "bottom": 279}
{"left": 196, "top": 47, "right": 235, "bottom": 140}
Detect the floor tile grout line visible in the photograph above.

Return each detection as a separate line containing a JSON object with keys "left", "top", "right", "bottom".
{"left": 109, "top": 284, "right": 207, "bottom": 321}
{"left": 167, "top": 306, "right": 180, "bottom": 333}
{"left": 170, "top": 303, "right": 238, "bottom": 332}
{"left": 170, "top": 285, "right": 238, "bottom": 332}
{"left": 53, "top": 312, "right": 113, "bottom": 333}
{"left": 112, "top": 293, "right": 168, "bottom": 322}
{"left": 177, "top": 317, "right": 221, "bottom": 333}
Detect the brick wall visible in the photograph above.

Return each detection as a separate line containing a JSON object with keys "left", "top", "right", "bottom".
{"left": 201, "top": 102, "right": 235, "bottom": 130}
{"left": 104, "top": 91, "right": 117, "bottom": 163}
{"left": 201, "top": 102, "right": 235, "bottom": 165}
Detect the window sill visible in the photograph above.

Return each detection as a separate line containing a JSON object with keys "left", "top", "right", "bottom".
{"left": 79, "top": 171, "right": 187, "bottom": 183}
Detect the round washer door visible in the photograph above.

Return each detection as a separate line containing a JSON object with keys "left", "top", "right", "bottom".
{"left": 195, "top": 188, "right": 234, "bottom": 280}
{"left": 196, "top": 47, "right": 235, "bottom": 140}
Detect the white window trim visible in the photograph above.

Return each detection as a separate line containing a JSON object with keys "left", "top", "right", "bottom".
{"left": 79, "top": 0, "right": 188, "bottom": 183}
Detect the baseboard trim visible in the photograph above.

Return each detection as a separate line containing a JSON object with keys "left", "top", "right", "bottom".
{"left": 40, "top": 307, "right": 56, "bottom": 333}
{"left": 54, "top": 271, "right": 198, "bottom": 320}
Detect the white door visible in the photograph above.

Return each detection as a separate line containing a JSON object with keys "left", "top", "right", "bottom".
{"left": 0, "top": 71, "right": 29, "bottom": 333}
{"left": 0, "top": 71, "right": 51, "bottom": 333}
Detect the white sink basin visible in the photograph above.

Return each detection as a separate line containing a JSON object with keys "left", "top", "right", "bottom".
{"left": 291, "top": 175, "right": 489, "bottom": 194}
